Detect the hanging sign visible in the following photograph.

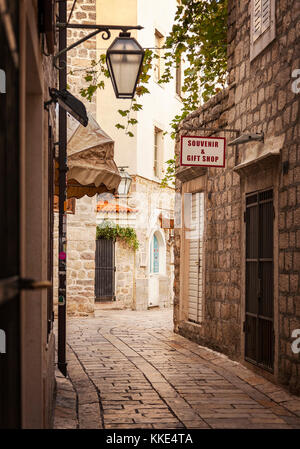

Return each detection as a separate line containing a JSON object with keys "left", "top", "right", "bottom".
{"left": 180, "top": 135, "right": 226, "bottom": 168}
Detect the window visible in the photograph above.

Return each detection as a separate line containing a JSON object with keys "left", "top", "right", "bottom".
{"left": 253, "top": 0, "right": 270, "bottom": 41}
{"left": 154, "top": 127, "right": 163, "bottom": 178}
{"left": 154, "top": 30, "right": 164, "bottom": 82}
{"left": 175, "top": 58, "right": 182, "bottom": 97}
{"left": 150, "top": 234, "right": 160, "bottom": 273}
{"left": 250, "top": 0, "right": 275, "bottom": 61}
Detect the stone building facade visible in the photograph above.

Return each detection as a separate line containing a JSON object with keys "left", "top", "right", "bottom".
{"left": 174, "top": 0, "right": 300, "bottom": 394}
{"left": 96, "top": 175, "right": 175, "bottom": 310}
{"left": 66, "top": 0, "right": 97, "bottom": 115}
{"left": 54, "top": 0, "right": 98, "bottom": 316}
{"left": 54, "top": 197, "right": 97, "bottom": 316}
{"left": 93, "top": 0, "right": 180, "bottom": 311}
{"left": 53, "top": 0, "right": 177, "bottom": 314}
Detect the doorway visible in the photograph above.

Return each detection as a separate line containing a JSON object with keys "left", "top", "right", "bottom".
{"left": 95, "top": 238, "right": 115, "bottom": 301}
{"left": 149, "top": 230, "right": 166, "bottom": 307}
{"left": 244, "top": 189, "right": 274, "bottom": 371}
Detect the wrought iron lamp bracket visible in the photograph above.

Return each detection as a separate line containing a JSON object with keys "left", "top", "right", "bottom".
{"left": 53, "top": 23, "right": 143, "bottom": 70}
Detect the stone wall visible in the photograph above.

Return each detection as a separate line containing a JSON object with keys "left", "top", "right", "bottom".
{"left": 54, "top": 196, "right": 97, "bottom": 316}
{"left": 54, "top": 175, "right": 175, "bottom": 315}
{"left": 130, "top": 175, "right": 175, "bottom": 309}
{"left": 62, "top": 1, "right": 175, "bottom": 314}
{"left": 174, "top": 88, "right": 241, "bottom": 357}
{"left": 96, "top": 175, "right": 175, "bottom": 310}
{"left": 115, "top": 239, "right": 135, "bottom": 308}
{"left": 53, "top": 0, "right": 98, "bottom": 316}
{"left": 174, "top": 0, "right": 300, "bottom": 393}
{"left": 67, "top": 0, "right": 97, "bottom": 114}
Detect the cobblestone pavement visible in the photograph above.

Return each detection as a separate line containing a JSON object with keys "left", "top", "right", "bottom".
{"left": 54, "top": 308, "right": 300, "bottom": 429}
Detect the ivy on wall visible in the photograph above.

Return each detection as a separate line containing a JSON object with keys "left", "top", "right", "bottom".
{"left": 96, "top": 222, "right": 139, "bottom": 250}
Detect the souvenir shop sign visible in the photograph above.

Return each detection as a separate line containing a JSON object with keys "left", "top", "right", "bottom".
{"left": 181, "top": 135, "right": 226, "bottom": 168}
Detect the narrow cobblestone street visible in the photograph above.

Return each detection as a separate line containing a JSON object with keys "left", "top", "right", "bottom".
{"left": 54, "top": 309, "right": 300, "bottom": 430}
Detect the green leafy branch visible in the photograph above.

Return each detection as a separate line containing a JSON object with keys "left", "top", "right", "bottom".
{"left": 96, "top": 222, "right": 139, "bottom": 250}
{"left": 159, "top": 0, "right": 228, "bottom": 138}
{"left": 160, "top": 157, "right": 177, "bottom": 188}
{"left": 72, "top": 54, "right": 109, "bottom": 101}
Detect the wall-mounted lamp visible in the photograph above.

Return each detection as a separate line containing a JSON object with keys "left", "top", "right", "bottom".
{"left": 106, "top": 32, "right": 145, "bottom": 99}
{"left": 228, "top": 133, "right": 264, "bottom": 146}
{"left": 117, "top": 166, "right": 132, "bottom": 196}
{"left": 45, "top": 88, "right": 88, "bottom": 127}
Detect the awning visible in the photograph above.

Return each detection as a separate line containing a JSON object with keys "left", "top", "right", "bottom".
{"left": 55, "top": 113, "right": 121, "bottom": 199}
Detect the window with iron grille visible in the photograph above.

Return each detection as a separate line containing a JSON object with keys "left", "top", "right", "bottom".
{"left": 250, "top": 0, "right": 275, "bottom": 61}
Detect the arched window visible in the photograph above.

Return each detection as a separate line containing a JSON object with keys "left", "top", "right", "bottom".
{"left": 150, "top": 234, "right": 159, "bottom": 273}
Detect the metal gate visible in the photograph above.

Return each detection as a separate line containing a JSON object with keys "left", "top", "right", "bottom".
{"left": 244, "top": 189, "right": 274, "bottom": 371}
{"left": 0, "top": 0, "right": 21, "bottom": 428}
{"left": 95, "top": 239, "right": 115, "bottom": 301}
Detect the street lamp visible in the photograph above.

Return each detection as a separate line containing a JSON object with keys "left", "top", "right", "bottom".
{"left": 106, "top": 32, "right": 145, "bottom": 99}
{"left": 118, "top": 167, "right": 132, "bottom": 196}
{"left": 53, "top": 17, "right": 143, "bottom": 377}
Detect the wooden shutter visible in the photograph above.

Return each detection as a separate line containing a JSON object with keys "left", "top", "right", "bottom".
{"left": 251, "top": 0, "right": 275, "bottom": 61}
{"left": 253, "top": 0, "right": 262, "bottom": 41}
{"left": 261, "top": 0, "right": 271, "bottom": 33}
{"left": 253, "top": 0, "right": 271, "bottom": 42}
{"left": 188, "top": 192, "right": 204, "bottom": 323}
